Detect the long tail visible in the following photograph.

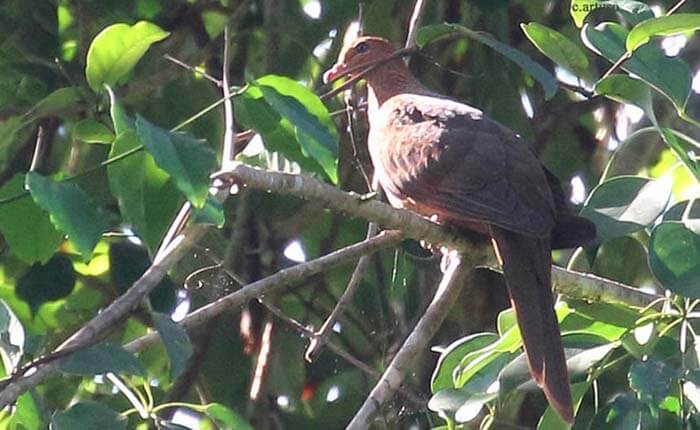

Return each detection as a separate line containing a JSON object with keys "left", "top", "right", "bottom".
{"left": 490, "top": 226, "right": 573, "bottom": 423}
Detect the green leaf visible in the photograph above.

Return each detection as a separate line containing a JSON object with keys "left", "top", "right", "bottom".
{"left": 60, "top": 343, "right": 145, "bottom": 376}
{"left": 73, "top": 118, "right": 114, "bottom": 144}
{"left": 204, "top": 403, "right": 254, "bottom": 430}
{"left": 658, "top": 127, "right": 700, "bottom": 184}
{"left": 580, "top": 176, "right": 672, "bottom": 242}
{"left": 583, "top": 22, "right": 692, "bottom": 113}
{"left": 521, "top": 22, "right": 590, "bottom": 77}
{"left": 629, "top": 359, "right": 678, "bottom": 404}
{"left": 649, "top": 221, "right": 700, "bottom": 298}
{"left": 234, "top": 87, "right": 329, "bottom": 178}
{"left": 107, "top": 130, "right": 148, "bottom": 238}
{"left": 431, "top": 333, "right": 498, "bottom": 392}
{"left": 85, "top": 21, "right": 169, "bottom": 91}
{"left": 416, "top": 24, "right": 558, "bottom": 99}
{"left": 0, "top": 175, "right": 63, "bottom": 264}
{"left": 51, "top": 402, "right": 126, "bottom": 430}
{"left": 627, "top": 14, "right": 700, "bottom": 52}
{"left": 592, "top": 236, "right": 651, "bottom": 286}
{"left": 608, "top": 0, "right": 655, "bottom": 26}
{"left": 11, "top": 392, "right": 41, "bottom": 430}
{"left": 26, "top": 172, "right": 107, "bottom": 259}
{"left": 16, "top": 254, "right": 75, "bottom": 315}
{"left": 256, "top": 75, "right": 338, "bottom": 182}
{"left": 153, "top": 312, "right": 192, "bottom": 380}
{"left": 135, "top": 115, "right": 216, "bottom": 208}
{"left": 428, "top": 388, "right": 497, "bottom": 424}
{"left": 29, "top": 87, "right": 82, "bottom": 118}
{"left": 499, "top": 340, "right": 614, "bottom": 398}
{"left": 594, "top": 74, "right": 652, "bottom": 114}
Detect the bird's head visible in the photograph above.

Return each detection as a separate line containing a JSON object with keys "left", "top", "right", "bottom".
{"left": 323, "top": 36, "right": 398, "bottom": 84}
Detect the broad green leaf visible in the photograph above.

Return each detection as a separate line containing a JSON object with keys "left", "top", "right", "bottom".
{"left": 580, "top": 176, "right": 671, "bottom": 241}
{"left": 16, "top": 254, "right": 75, "bottom": 315}
{"left": 107, "top": 130, "right": 147, "bottom": 238}
{"left": 594, "top": 74, "right": 652, "bottom": 114}
{"left": 428, "top": 388, "right": 497, "bottom": 424}
{"left": 649, "top": 221, "right": 700, "bottom": 298}
{"left": 256, "top": 75, "right": 338, "bottom": 182}
{"left": 11, "top": 392, "right": 41, "bottom": 430}
{"left": 73, "top": 118, "right": 114, "bottom": 144}
{"left": 431, "top": 333, "right": 499, "bottom": 392}
{"left": 521, "top": 23, "right": 590, "bottom": 77}
{"left": 135, "top": 115, "right": 215, "bottom": 208}
{"left": 204, "top": 403, "right": 254, "bottom": 430}
{"left": 26, "top": 172, "right": 107, "bottom": 259}
{"left": 59, "top": 343, "right": 145, "bottom": 376}
{"left": 29, "top": 86, "right": 82, "bottom": 118}
{"left": 51, "top": 402, "right": 126, "bottom": 430}
{"left": 0, "top": 175, "right": 63, "bottom": 264}
{"left": 627, "top": 14, "right": 700, "bottom": 52}
{"left": 416, "top": 24, "right": 558, "bottom": 99}
{"left": 234, "top": 87, "right": 329, "bottom": 178}
{"left": 85, "top": 21, "right": 169, "bottom": 91}
{"left": 498, "top": 340, "right": 613, "bottom": 398}
{"left": 153, "top": 312, "right": 192, "bottom": 380}
{"left": 497, "top": 308, "right": 517, "bottom": 335}
{"left": 583, "top": 22, "right": 692, "bottom": 113}
{"left": 590, "top": 394, "right": 649, "bottom": 429}
{"left": 629, "top": 359, "right": 678, "bottom": 404}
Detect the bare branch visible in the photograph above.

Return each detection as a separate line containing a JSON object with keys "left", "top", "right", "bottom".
{"left": 404, "top": 0, "right": 428, "bottom": 58}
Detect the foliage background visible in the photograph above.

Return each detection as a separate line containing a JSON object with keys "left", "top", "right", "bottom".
{"left": 0, "top": 0, "right": 699, "bottom": 429}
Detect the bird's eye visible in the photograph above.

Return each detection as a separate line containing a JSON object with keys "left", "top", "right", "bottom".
{"left": 355, "top": 42, "right": 369, "bottom": 54}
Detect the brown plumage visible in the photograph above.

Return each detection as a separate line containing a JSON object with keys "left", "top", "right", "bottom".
{"left": 325, "top": 36, "right": 596, "bottom": 423}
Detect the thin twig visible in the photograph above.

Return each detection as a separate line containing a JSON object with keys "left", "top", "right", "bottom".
{"left": 404, "top": 0, "right": 428, "bottom": 61}
{"left": 346, "top": 251, "right": 475, "bottom": 428}
{"left": 28, "top": 126, "right": 46, "bottom": 173}
{"left": 163, "top": 54, "right": 221, "bottom": 85}
{"left": 221, "top": 23, "right": 237, "bottom": 169}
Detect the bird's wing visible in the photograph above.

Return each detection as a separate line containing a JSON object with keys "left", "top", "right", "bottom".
{"left": 371, "top": 94, "right": 555, "bottom": 237}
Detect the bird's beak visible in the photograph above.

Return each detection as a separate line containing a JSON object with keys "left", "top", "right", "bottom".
{"left": 323, "top": 63, "right": 348, "bottom": 84}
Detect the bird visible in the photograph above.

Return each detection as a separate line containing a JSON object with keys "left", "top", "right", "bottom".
{"left": 323, "top": 36, "right": 596, "bottom": 423}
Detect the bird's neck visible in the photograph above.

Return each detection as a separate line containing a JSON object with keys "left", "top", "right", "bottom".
{"left": 365, "top": 62, "right": 426, "bottom": 117}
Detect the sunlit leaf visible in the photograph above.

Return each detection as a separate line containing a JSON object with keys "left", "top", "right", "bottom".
{"left": 627, "top": 14, "right": 700, "bottom": 52}
{"left": 580, "top": 176, "right": 672, "bottom": 241}
{"left": 256, "top": 75, "right": 338, "bottom": 182}
{"left": 521, "top": 23, "right": 590, "bottom": 77}
{"left": 0, "top": 175, "right": 63, "bottom": 264}
{"left": 85, "top": 21, "right": 169, "bottom": 91}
